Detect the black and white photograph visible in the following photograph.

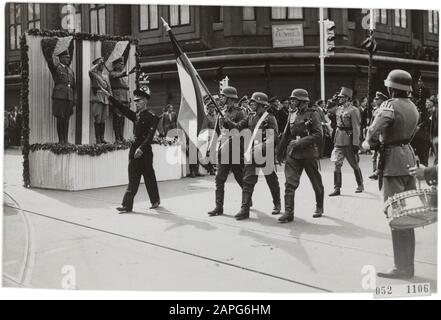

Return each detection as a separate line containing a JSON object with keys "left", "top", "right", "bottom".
{"left": 1, "top": 0, "right": 439, "bottom": 299}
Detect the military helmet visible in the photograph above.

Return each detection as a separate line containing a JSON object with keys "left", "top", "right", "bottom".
{"left": 290, "top": 88, "right": 310, "bottom": 102}
{"left": 250, "top": 92, "right": 269, "bottom": 106}
{"left": 384, "top": 69, "right": 413, "bottom": 92}
{"left": 220, "top": 86, "right": 239, "bottom": 99}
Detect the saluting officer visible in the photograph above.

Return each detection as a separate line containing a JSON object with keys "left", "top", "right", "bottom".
{"left": 102, "top": 77, "right": 161, "bottom": 212}
{"left": 207, "top": 86, "right": 246, "bottom": 217}
{"left": 47, "top": 50, "right": 76, "bottom": 144}
{"left": 328, "top": 87, "right": 364, "bottom": 196}
{"left": 233, "top": 92, "right": 281, "bottom": 220}
{"left": 109, "top": 57, "right": 136, "bottom": 142}
{"left": 362, "top": 70, "right": 419, "bottom": 279}
{"left": 276, "top": 89, "right": 324, "bottom": 223}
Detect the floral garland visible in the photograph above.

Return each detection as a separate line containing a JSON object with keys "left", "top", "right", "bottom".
{"left": 30, "top": 140, "right": 133, "bottom": 156}
{"left": 27, "top": 28, "right": 138, "bottom": 45}
{"left": 20, "top": 35, "right": 30, "bottom": 187}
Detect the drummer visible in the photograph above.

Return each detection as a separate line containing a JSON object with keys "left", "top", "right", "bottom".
{"left": 362, "top": 69, "right": 420, "bottom": 280}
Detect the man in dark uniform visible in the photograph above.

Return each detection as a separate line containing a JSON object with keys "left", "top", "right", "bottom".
{"left": 369, "top": 91, "right": 388, "bottom": 180}
{"left": 47, "top": 50, "right": 76, "bottom": 144}
{"left": 411, "top": 76, "right": 432, "bottom": 166}
{"left": 89, "top": 57, "right": 112, "bottom": 144}
{"left": 276, "top": 89, "right": 324, "bottom": 223}
{"left": 232, "top": 92, "right": 281, "bottom": 220}
{"left": 328, "top": 87, "right": 364, "bottom": 196}
{"left": 362, "top": 69, "right": 419, "bottom": 279}
{"left": 102, "top": 77, "right": 161, "bottom": 212}
{"left": 207, "top": 86, "right": 246, "bottom": 217}
{"left": 109, "top": 57, "right": 136, "bottom": 142}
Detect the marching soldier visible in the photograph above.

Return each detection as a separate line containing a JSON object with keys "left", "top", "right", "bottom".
{"left": 276, "top": 89, "right": 324, "bottom": 223}
{"left": 362, "top": 69, "right": 419, "bottom": 279}
{"left": 102, "top": 76, "right": 161, "bottom": 212}
{"left": 89, "top": 57, "right": 112, "bottom": 144}
{"left": 47, "top": 50, "right": 76, "bottom": 144}
{"left": 369, "top": 91, "right": 388, "bottom": 180}
{"left": 207, "top": 86, "right": 246, "bottom": 217}
{"left": 109, "top": 57, "right": 136, "bottom": 142}
{"left": 233, "top": 92, "right": 281, "bottom": 220}
{"left": 328, "top": 87, "right": 364, "bottom": 196}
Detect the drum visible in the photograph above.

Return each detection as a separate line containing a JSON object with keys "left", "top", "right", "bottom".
{"left": 384, "top": 187, "right": 437, "bottom": 230}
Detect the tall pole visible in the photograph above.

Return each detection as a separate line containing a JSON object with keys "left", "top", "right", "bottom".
{"left": 319, "top": 8, "right": 325, "bottom": 101}
{"left": 367, "top": 9, "right": 375, "bottom": 115}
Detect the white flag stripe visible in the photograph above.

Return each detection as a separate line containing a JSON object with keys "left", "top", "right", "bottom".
{"left": 105, "top": 40, "right": 129, "bottom": 69}
{"left": 53, "top": 36, "right": 73, "bottom": 56}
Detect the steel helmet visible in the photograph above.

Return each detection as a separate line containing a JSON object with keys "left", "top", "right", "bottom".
{"left": 384, "top": 69, "right": 413, "bottom": 92}
{"left": 250, "top": 92, "right": 269, "bottom": 106}
{"left": 290, "top": 89, "right": 310, "bottom": 102}
{"left": 220, "top": 86, "right": 239, "bottom": 99}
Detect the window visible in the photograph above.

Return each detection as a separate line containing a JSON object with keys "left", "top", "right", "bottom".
{"left": 61, "top": 4, "right": 81, "bottom": 32}
{"left": 8, "top": 3, "right": 22, "bottom": 50}
{"left": 375, "top": 9, "right": 387, "bottom": 25}
{"left": 90, "top": 4, "right": 106, "bottom": 34}
{"left": 139, "top": 5, "right": 158, "bottom": 31}
{"left": 27, "top": 3, "right": 41, "bottom": 29}
{"left": 169, "top": 5, "right": 190, "bottom": 26}
{"left": 271, "top": 7, "right": 303, "bottom": 20}
{"left": 428, "top": 10, "right": 439, "bottom": 34}
{"left": 243, "top": 7, "right": 255, "bottom": 21}
{"left": 394, "top": 9, "right": 406, "bottom": 28}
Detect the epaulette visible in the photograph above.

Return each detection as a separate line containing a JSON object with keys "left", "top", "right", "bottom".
{"left": 379, "top": 100, "right": 395, "bottom": 112}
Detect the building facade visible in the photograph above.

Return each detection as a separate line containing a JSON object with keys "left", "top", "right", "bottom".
{"left": 4, "top": 3, "right": 439, "bottom": 114}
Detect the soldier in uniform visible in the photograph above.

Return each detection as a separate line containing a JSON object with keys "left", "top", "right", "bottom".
{"left": 89, "top": 57, "right": 112, "bottom": 144}
{"left": 207, "top": 86, "right": 246, "bottom": 217}
{"left": 328, "top": 87, "right": 364, "bottom": 196}
{"left": 109, "top": 57, "right": 136, "bottom": 142}
{"left": 276, "top": 89, "right": 324, "bottom": 223}
{"left": 369, "top": 91, "right": 388, "bottom": 180}
{"left": 48, "top": 50, "right": 76, "bottom": 144}
{"left": 232, "top": 92, "right": 281, "bottom": 220}
{"left": 102, "top": 77, "right": 161, "bottom": 212}
{"left": 362, "top": 69, "right": 419, "bottom": 279}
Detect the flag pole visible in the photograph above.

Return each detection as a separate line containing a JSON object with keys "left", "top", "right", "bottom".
{"left": 161, "top": 17, "right": 224, "bottom": 118}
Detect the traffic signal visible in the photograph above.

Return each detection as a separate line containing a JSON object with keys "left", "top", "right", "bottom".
{"left": 324, "top": 19, "right": 336, "bottom": 57}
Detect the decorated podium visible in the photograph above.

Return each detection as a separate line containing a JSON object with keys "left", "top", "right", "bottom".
{"left": 21, "top": 30, "right": 183, "bottom": 190}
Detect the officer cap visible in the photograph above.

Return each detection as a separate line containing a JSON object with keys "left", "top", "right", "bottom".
{"left": 290, "top": 89, "right": 310, "bottom": 102}
{"left": 92, "top": 57, "right": 104, "bottom": 65}
{"left": 374, "top": 91, "right": 388, "bottom": 101}
{"left": 250, "top": 92, "right": 269, "bottom": 106}
{"left": 268, "top": 96, "right": 278, "bottom": 103}
{"left": 112, "top": 57, "right": 124, "bottom": 66}
{"left": 384, "top": 69, "right": 413, "bottom": 92}
{"left": 337, "top": 87, "right": 353, "bottom": 99}
{"left": 134, "top": 85, "right": 150, "bottom": 100}
{"left": 57, "top": 50, "right": 70, "bottom": 58}
{"left": 220, "top": 86, "right": 239, "bottom": 100}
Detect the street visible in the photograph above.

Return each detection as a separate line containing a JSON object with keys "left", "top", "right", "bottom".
{"left": 2, "top": 148, "right": 437, "bottom": 293}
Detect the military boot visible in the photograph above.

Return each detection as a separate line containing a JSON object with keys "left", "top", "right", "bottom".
{"left": 235, "top": 191, "right": 252, "bottom": 220}
{"left": 100, "top": 123, "right": 108, "bottom": 144}
{"left": 328, "top": 172, "right": 342, "bottom": 196}
{"left": 272, "top": 203, "right": 281, "bottom": 215}
{"left": 313, "top": 206, "right": 324, "bottom": 218}
{"left": 354, "top": 168, "right": 364, "bottom": 193}
{"left": 94, "top": 123, "right": 101, "bottom": 144}
{"left": 279, "top": 194, "right": 294, "bottom": 223}
{"left": 208, "top": 189, "right": 224, "bottom": 216}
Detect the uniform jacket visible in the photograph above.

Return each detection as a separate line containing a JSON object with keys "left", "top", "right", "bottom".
{"left": 89, "top": 70, "right": 112, "bottom": 105}
{"left": 161, "top": 111, "right": 178, "bottom": 135}
{"left": 277, "top": 108, "right": 322, "bottom": 160}
{"left": 109, "top": 70, "right": 129, "bottom": 103}
{"left": 366, "top": 98, "right": 419, "bottom": 176}
{"left": 109, "top": 96, "right": 159, "bottom": 160}
{"left": 49, "top": 62, "right": 76, "bottom": 102}
{"left": 217, "top": 105, "right": 247, "bottom": 160}
{"left": 329, "top": 104, "right": 361, "bottom": 147}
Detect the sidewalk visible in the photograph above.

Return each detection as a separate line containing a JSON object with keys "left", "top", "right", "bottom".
{"left": 2, "top": 149, "right": 437, "bottom": 292}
